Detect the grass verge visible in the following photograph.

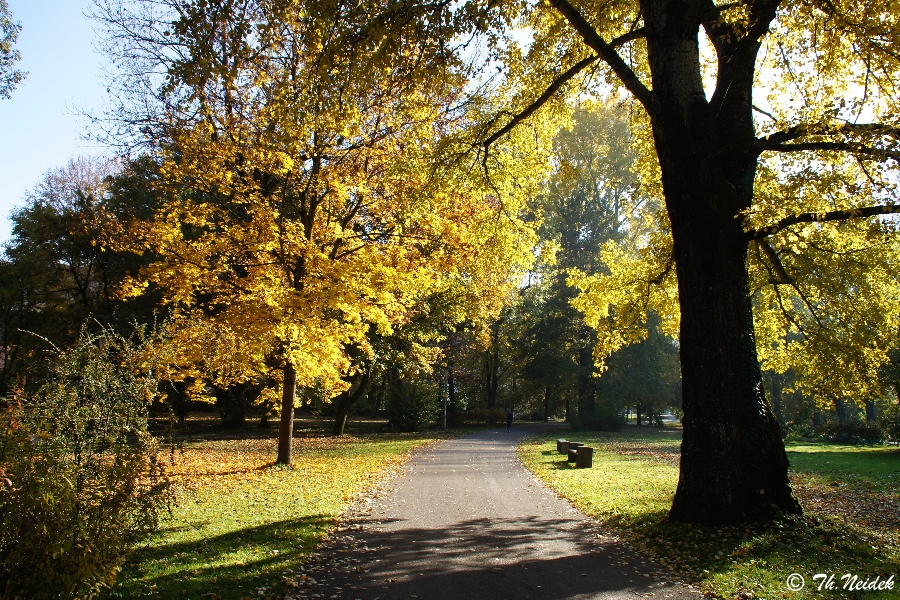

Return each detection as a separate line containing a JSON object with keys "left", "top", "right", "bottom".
{"left": 110, "top": 432, "right": 443, "bottom": 600}
{"left": 518, "top": 430, "right": 900, "bottom": 599}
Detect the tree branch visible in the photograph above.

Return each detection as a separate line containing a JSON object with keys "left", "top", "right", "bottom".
{"left": 546, "top": 0, "right": 660, "bottom": 116}
{"left": 754, "top": 140, "right": 900, "bottom": 161}
{"left": 482, "top": 54, "right": 598, "bottom": 152}
{"left": 759, "top": 122, "right": 900, "bottom": 146}
{"left": 746, "top": 204, "right": 900, "bottom": 240}
{"left": 610, "top": 27, "right": 645, "bottom": 48}
{"left": 755, "top": 238, "right": 792, "bottom": 284}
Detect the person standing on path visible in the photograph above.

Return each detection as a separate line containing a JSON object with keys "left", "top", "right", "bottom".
{"left": 506, "top": 407, "right": 513, "bottom": 433}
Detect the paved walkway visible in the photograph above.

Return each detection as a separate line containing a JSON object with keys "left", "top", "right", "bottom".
{"left": 286, "top": 426, "right": 698, "bottom": 599}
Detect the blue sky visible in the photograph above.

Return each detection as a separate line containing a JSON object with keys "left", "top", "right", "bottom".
{"left": 0, "top": 0, "right": 108, "bottom": 245}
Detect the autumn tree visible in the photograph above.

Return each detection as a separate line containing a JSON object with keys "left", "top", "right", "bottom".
{"left": 474, "top": 0, "right": 900, "bottom": 522}
{"left": 524, "top": 102, "right": 652, "bottom": 419}
{"left": 95, "top": 0, "right": 543, "bottom": 464}
{"left": 0, "top": 0, "right": 24, "bottom": 99}
{"left": 1, "top": 157, "right": 161, "bottom": 394}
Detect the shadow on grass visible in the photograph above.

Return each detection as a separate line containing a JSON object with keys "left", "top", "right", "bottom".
{"left": 609, "top": 508, "right": 894, "bottom": 598}
{"left": 114, "top": 515, "right": 333, "bottom": 600}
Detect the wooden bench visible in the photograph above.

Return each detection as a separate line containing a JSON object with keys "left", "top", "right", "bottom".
{"left": 564, "top": 443, "right": 593, "bottom": 469}
{"left": 558, "top": 439, "right": 593, "bottom": 468}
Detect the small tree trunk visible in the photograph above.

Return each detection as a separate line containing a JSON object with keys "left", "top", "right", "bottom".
{"left": 485, "top": 349, "right": 499, "bottom": 410}
{"left": 544, "top": 384, "right": 551, "bottom": 421}
{"left": 277, "top": 363, "right": 297, "bottom": 465}
{"left": 835, "top": 398, "right": 847, "bottom": 424}
{"left": 636, "top": 403, "right": 643, "bottom": 427}
{"left": 331, "top": 370, "right": 370, "bottom": 436}
{"left": 577, "top": 345, "right": 595, "bottom": 417}
{"left": 865, "top": 400, "right": 877, "bottom": 422}
{"left": 217, "top": 382, "right": 249, "bottom": 428}
{"left": 332, "top": 398, "right": 351, "bottom": 436}
{"left": 447, "top": 371, "right": 456, "bottom": 407}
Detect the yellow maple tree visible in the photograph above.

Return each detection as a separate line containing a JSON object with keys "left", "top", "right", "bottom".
{"left": 98, "top": 0, "right": 548, "bottom": 462}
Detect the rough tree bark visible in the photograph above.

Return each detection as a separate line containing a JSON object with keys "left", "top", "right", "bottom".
{"left": 637, "top": 0, "right": 799, "bottom": 522}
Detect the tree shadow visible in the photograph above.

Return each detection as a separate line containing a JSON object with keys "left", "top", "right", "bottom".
{"left": 116, "top": 515, "right": 333, "bottom": 600}
{"left": 297, "top": 515, "right": 695, "bottom": 599}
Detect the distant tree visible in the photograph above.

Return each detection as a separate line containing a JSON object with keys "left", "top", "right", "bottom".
{"left": 519, "top": 102, "right": 658, "bottom": 422}
{"left": 0, "top": 0, "right": 25, "bottom": 99}
{"left": 598, "top": 315, "right": 680, "bottom": 427}
{"left": 0, "top": 157, "right": 167, "bottom": 392}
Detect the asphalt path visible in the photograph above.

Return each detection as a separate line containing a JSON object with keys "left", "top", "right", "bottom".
{"left": 285, "top": 425, "right": 698, "bottom": 600}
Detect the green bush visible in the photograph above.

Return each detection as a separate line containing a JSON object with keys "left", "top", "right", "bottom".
{"left": 880, "top": 403, "right": 900, "bottom": 442}
{"left": 464, "top": 408, "right": 507, "bottom": 426}
{"left": 385, "top": 379, "right": 440, "bottom": 432}
{"left": 570, "top": 405, "right": 625, "bottom": 432}
{"left": 819, "top": 420, "right": 884, "bottom": 444}
{"left": 0, "top": 329, "right": 170, "bottom": 600}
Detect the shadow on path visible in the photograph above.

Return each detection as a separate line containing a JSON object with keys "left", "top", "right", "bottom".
{"left": 285, "top": 425, "right": 698, "bottom": 600}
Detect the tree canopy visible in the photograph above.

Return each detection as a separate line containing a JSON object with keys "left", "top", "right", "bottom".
{"left": 472, "top": 0, "right": 900, "bottom": 522}
{"left": 94, "top": 0, "right": 548, "bottom": 463}
{"left": 0, "top": 0, "right": 24, "bottom": 99}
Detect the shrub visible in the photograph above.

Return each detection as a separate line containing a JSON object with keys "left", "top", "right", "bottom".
{"left": 881, "top": 404, "right": 900, "bottom": 442}
{"left": 385, "top": 379, "right": 440, "bottom": 432}
{"left": 464, "top": 408, "right": 507, "bottom": 426}
{"left": 0, "top": 328, "right": 170, "bottom": 600}
{"left": 570, "top": 405, "right": 625, "bottom": 432}
{"left": 819, "top": 420, "right": 884, "bottom": 445}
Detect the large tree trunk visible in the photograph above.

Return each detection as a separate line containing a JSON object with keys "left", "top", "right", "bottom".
{"left": 667, "top": 190, "right": 797, "bottom": 522}
{"left": 642, "top": 2, "right": 799, "bottom": 523}
{"left": 277, "top": 363, "right": 297, "bottom": 465}
{"left": 769, "top": 379, "right": 786, "bottom": 429}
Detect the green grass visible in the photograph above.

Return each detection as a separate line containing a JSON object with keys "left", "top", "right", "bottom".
{"left": 519, "top": 429, "right": 900, "bottom": 600}
{"left": 786, "top": 443, "right": 900, "bottom": 493}
{"left": 111, "top": 433, "right": 441, "bottom": 600}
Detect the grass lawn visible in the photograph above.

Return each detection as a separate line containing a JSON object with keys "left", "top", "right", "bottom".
{"left": 111, "top": 431, "right": 443, "bottom": 600}
{"left": 519, "top": 429, "right": 900, "bottom": 599}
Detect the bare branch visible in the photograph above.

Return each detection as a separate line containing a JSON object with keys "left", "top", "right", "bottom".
{"left": 746, "top": 204, "right": 900, "bottom": 240}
